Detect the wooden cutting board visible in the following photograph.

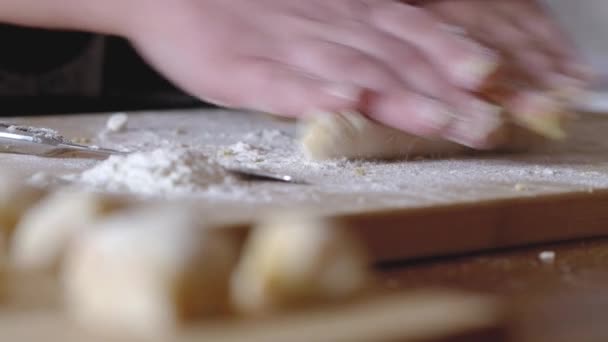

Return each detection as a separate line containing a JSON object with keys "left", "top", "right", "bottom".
{"left": 1, "top": 109, "right": 608, "bottom": 262}
{"left": 0, "top": 280, "right": 506, "bottom": 342}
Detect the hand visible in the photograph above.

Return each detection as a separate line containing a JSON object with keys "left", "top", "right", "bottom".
{"left": 421, "top": 0, "right": 592, "bottom": 91}
{"left": 126, "top": 0, "right": 504, "bottom": 148}
{"left": 417, "top": 0, "right": 593, "bottom": 139}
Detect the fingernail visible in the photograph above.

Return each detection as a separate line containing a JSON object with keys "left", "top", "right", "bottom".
{"left": 324, "top": 83, "right": 364, "bottom": 103}
{"left": 546, "top": 73, "right": 586, "bottom": 101}
{"left": 414, "top": 96, "right": 457, "bottom": 132}
{"left": 453, "top": 40, "right": 500, "bottom": 90}
{"left": 438, "top": 23, "right": 468, "bottom": 37}
{"left": 510, "top": 92, "right": 568, "bottom": 140}
{"left": 565, "top": 63, "right": 596, "bottom": 82}
{"left": 448, "top": 99, "right": 505, "bottom": 148}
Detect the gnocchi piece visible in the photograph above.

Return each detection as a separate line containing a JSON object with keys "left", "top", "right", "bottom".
{"left": 105, "top": 112, "right": 128, "bottom": 132}
{"left": 62, "top": 206, "right": 239, "bottom": 337}
{"left": 10, "top": 189, "right": 127, "bottom": 273}
{"left": 231, "top": 212, "right": 370, "bottom": 315}
{"left": 0, "top": 171, "right": 45, "bottom": 246}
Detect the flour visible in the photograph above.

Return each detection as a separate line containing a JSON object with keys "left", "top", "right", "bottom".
{"left": 6, "top": 125, "right": 71, "bottom": 144}
{"left": 244, "top": 129, "right": 291, "bottom": 148}
{"left": 77, "top": 148, "right": 233, "bottom": 197}
{"left": 219, "top": 142, "right": 267, "bottom": 165}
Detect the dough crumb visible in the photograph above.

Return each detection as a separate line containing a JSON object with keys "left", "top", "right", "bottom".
{"left": 72, "top": 137, "right": 92, "bottom": 144}
{"left": 355, "top": 167, "right": 367, "bottom": 176}
{"left": 106, "top": 113, "right": 129, "bottom": 133}
{"left": 229, "top": 142, "right": 257, "bottom": 154}
{"left": 514, "top": 183, "right": 528, "bottom": 191}
{"left": 538, "top": 250, "right": 556, "bottom": 264}
{"left": 222, "top": 149, "right": 236, "bottom": 157}
{"left": 218, "top": 142, "right": 267, "bottom": 165}
{"left": 541, "top": 168, "right": 555, "bottom": 176}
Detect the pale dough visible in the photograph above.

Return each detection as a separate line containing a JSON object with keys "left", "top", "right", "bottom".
{"left": 10, "top": 189, "right": 128, "bottom": 273}
{"left": 62, "top": 205, "right": 239, "bottom": 337}
{"left": 230, "top": 212, "right": 369, "bottom": 315}
{"left": 105, "top": 112, "right": 129, "bottom": 132}
{"left": 300, "top": 111, "right": 547, "bottom": 161}
{"left": 0, "top": 171, "right": 45, "bottom": 246}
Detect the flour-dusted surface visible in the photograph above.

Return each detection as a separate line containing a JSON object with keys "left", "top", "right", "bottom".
{"left": 3, "top": 109, "right": 608, "bottom": 223}
{"left": 75, "top": 148, "right": 236, "bottom": 197}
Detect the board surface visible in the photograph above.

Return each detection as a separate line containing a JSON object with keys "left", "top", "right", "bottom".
{"left": 1, "top": 109, "right": 608, "bottom": 261}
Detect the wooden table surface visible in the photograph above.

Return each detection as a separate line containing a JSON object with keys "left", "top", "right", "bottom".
{"left": 379, "top": 237, "right": 608, "bottom": 341}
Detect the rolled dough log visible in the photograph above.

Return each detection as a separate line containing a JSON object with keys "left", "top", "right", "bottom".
{"left": 300, "top": 111, "right": 549, "bottom": 161}
{"left": 10, "top": 189, "right": 128, "bottom": 273}
{"left": 230, "top": 212, "right": 370, "bottom": 315}
{"left": 63, "top": 206, "right": 239, "bottom": 338}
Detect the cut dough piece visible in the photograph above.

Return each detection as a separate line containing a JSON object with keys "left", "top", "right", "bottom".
{"left": 230, "top": 212, "right": 370, "bottom": 315}
{"left": 10, "top": 189, "right": 128, "bottom": 273}
{"left": 105, "top": 112, "right": 128, "bottom": 132}
{"left": 300, "top": 111, "right": 548, "bottom": 161}
{"left": 0, "top": 171, "right": 46, "bottom": 245}
{"left": 63, "top": 206, "right": 239, "bottom": 338}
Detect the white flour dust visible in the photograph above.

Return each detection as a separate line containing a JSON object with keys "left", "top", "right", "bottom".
{"left": 6, "top": 124, "right": 71, "bottom": 144}
{"left": 77, "top": 148, "right": 234, "bottom": 196}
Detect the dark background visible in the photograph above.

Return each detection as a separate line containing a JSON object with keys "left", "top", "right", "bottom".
{"left": 0, "top": 25, "right": 210, "bottom": 116}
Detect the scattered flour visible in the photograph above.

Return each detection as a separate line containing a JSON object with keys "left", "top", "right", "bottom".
{"left": 244, "top": 129, "right": 291, "bottom": 147}
{"left": 220, "top": 142, "right": 267, "bottom": 165}
{"left": 541, "top": 168, "right": 556, "bottom": 176}
{"left": 77, "top": 148, "right": 232, "bottom": 197}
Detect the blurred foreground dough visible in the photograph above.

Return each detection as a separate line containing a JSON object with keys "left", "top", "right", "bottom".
{"left": 10, "top": 190, "right": 127, "bottom": 273}
{"left": 0, "top": 172, "right": 45, "bottom": 246}
{"left": 231, "top": 212, "right": 370, "bottom": 315}
{"left": 63, "top": 206, "right": 239, "bottom": 337}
